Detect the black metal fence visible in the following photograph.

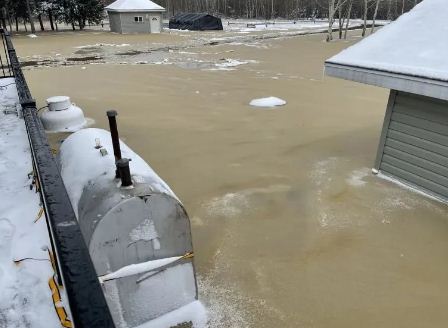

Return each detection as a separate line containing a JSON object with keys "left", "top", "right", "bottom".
{"left": 0, "top": 31, "right": 12, "bottom": 78}
{"left": 1, "top": 29, "right": 116, "bottom": 328}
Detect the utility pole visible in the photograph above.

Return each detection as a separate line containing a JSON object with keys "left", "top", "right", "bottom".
{"left": 271, "top": 0, "right": 274, "bottom": 19}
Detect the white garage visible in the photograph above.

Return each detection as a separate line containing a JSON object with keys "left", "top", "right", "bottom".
{"left": 106, "top": 0, "right": 165, "bottom": 34}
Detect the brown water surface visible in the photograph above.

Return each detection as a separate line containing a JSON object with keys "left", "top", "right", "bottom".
{"left": 19, "top": 30, "right": 448, "bottom": 328}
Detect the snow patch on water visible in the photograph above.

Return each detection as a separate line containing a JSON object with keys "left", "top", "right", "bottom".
{"left": 204, "top": 185, "right": 290, "bottom": 218}
{"left": 209, "top": 59, "right": 258, "bottom": 71}
{"left": 310, "top": 157, "right": 339, "bottom": 187}
{"left": 198, "top": 230, "right": 287, "bottom": 327}
{"left": 249, "top": 96, "right": 287, "bottom": 108}
{"left": 75, "top": 43, "right": 130, "bottom": 49}
{"left": 205, "top": 192, "right": 250, "bottom": 218}
{"left": 346, "top": 168, "right": 370, "bottom": 187}
{"left": 216, "top": 59, "right": 248, "bottom": 68}
{"left": 197, "top": 246, "right": 249, "bottom": 328}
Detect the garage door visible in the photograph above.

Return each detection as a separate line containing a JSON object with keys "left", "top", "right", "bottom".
{"left": 376, "top": 90, "right": 448, "bottom": 200}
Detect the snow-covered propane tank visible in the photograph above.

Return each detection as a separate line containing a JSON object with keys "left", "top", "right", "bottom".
{"left": 58, "top": 128, "right": 198, "bottom": 328}
{"left": 40, "top": 96, "right": 87, "bottom": 132}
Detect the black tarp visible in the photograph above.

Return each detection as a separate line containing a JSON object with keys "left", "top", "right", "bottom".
{"left": 169, "top": 13, "right": 223, "bottom": 31}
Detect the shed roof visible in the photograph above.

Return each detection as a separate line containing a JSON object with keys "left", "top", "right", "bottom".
{"left": 325, "top": 0, "right": 448, "bottom": 101}
{"left": 172, "top": 13, "right": 214, "bottom": 21}
{"left": 106, "top": 0, "right": 165, "bottom": 12}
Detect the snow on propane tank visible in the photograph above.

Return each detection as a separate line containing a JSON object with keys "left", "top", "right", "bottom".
{"left": 40, "top": 96, "right": 87, "bottom": 132}
{"left": 58, "top": 128, "right": 198, "bottom": 328}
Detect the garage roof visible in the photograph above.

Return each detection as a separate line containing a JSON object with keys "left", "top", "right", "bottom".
{"left": 106, "top": 0, "right": 165, "bottom": 12}
{"left": 324, "top": 0, "right": 448, "bottom": 101}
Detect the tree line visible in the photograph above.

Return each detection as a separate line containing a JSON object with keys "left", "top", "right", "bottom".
{"left": 157, "top": 0, "right": 421, "bottom": 21}
{"left": 0, "top": 0, "right": 105, "bottom": 32}
{"left": 0, "top": 0, "right": 422, "bottom": 34}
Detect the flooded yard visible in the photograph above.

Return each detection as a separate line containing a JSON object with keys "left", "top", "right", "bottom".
{"left": 17, "top": 28, "right": 448, "bottom": 328}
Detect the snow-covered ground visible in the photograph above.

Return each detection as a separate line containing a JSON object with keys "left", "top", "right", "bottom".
{"left": 0, "top": 78, "right": 60, "bottom": 327}
{"left": 224, "top": 19, "right": 332, "bottom": 33}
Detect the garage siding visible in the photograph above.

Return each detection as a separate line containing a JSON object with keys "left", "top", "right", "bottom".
{"left": 114, "top": 12, "right": 162, "bottom": 33}
{"left": 376, "top": 90, "right": 448, "bottom": 200}
{"left": 108, "top": 12, "right": 122, "bottom": 33}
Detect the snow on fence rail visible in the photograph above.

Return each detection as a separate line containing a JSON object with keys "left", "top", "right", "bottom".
{"left": 1, "top": 28, "right": 116, "bottom": 328}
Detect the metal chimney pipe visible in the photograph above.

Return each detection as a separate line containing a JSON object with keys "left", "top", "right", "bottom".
{"left": 117, "top": 158, "right": 132, "bottom": 187}
{"left": 106, "top": 110, "right": 122, "bottom": 178}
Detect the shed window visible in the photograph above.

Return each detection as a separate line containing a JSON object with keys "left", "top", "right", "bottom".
{"left": 134, "top": 16, "right": 143, "bottom": 23}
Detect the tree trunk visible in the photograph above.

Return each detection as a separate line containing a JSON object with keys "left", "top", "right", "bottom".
{"left": 15, "top": 17, "right": 18, "bottom": 32}
{"left": 8, "top": 14, "right": 12, "bottom": 32}
{"left": 25, "top": 0, "right": 36, "bottom": 33}
{"left": 402, "top": 0, "right": 405, "bottom": 14}
{"left": 38, "top": 14, "right": 44, "bottom": 31}
{"left": 326, "top": 0, "right": 335, "bottom": 42}
{"left": 371, "top": 0, "right": 380, "bottom": 33}
{"left": 48, "top": 10, "right": 54, "bottom": 31}
{"left": 24, "top": 19, "right": 28, "bottom": 32}
{"left": 361, "top": 0, "right": 368, "bottom": 37}
{"left": 344, "top": 0, "right": 353, "bottom": 39}
{"left": 0, "top": 8, "right": 6, "bottom": 29}
{"left": 338, "top": 4, "right": 344, "bottom": 39}
{"left": 387, "top": 0, "right": 392, "bottom": 20}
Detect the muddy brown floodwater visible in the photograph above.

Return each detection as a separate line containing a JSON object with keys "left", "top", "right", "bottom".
{"left": 16, "top": 29, "right": 448, "bottom": 328}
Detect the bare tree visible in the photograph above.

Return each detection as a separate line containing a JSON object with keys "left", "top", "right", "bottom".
{"left": 370, "top": 0, "right": 381, "bottom": 33}
{"left": 343, "top": 0, "right": 353, "bottom": 39}
{"left": 326, "top": 0, "right": 347, "bottom": 42}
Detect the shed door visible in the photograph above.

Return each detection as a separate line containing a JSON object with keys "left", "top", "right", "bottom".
{"left": 376, "top": 90, "right": 448, "bottom": 200}
{"left": 150, "top": 15, "right": 161, "bottom": 33}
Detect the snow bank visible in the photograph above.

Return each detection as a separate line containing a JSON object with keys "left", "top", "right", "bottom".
{"left": 0, "top": 78, "right": 60, "bottom": 328}
{"left": 327, "top": 0, "right": 448, "bottom": 81}
{"left": 225, "top": 20, "right": 329, "bottom": 33}
{"left": 249, "top": 96, "right": 286, "bottom": 108}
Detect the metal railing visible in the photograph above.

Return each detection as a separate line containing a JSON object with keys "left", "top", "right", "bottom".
{"left": 1, "top": 29, "right": 115, "bottom": 328}
{"left": 0, "top": 30, "right": 12, "bottom": 78}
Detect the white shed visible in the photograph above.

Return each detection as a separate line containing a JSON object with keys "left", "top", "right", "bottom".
{"left": 325, "top": 0, "right": 448, "bottom": 201}
{"left": 106, "top": 0, "right": 165, "bottom": 34}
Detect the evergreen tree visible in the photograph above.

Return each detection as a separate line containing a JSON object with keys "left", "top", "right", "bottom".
{"left": 76, "top": 0, "right": 105, "bottom": 29}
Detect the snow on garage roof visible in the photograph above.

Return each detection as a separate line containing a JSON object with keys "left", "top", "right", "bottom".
{"left": 325, "top": 0, "right": 448, "bottom": 100}
{"left": 106, "top": 0, "right": 165, "bottom": 12}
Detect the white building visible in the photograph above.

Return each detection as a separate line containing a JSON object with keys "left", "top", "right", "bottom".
{"left": 106, "top": 0, "right": 165, "bottom": 34}
{"left": 325, "top": 0, "right": 448, "bottom": 201}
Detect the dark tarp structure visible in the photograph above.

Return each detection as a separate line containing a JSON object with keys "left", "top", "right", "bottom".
{"left": 169, "top": 13, "right": 223, "bottom": 31}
